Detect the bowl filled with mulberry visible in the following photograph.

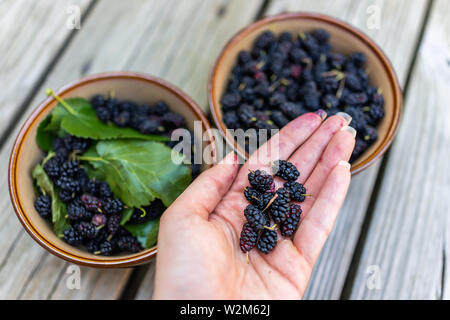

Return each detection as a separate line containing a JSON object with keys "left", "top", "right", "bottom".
{"left": 209, "top": 12, "right": 402, "bottom": 174}
{"left": 9, "top": 72, "right": 215, "bottom": 267}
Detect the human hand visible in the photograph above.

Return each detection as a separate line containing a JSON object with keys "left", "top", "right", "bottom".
{"left": 153, "top": 111, "right": 355, "bottom": 299}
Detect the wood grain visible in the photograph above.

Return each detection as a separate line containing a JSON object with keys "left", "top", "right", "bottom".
{"left": 349, "top": 0, "right": 450, "bottom": 299}
{"left": 0, "top": 0, "right": 92, "bottom": 140}
{"left": 0, "top": 0, "right": 264, "bottom": 299}
{"left": 264, "top": 0, "right": 429, "bottom": 299}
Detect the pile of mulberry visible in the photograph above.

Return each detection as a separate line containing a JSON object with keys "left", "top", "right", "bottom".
{"left": 34, "top": 94, "right": 200, "bottom": 257}
{"left": 220, "top": 29, "right": 385, "bottom": 162}
{"left": 239, "top": 160, "right": 305, "bottom": 258}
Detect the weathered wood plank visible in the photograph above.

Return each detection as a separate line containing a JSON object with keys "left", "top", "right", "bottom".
{"left": 0, "top": 0, "right": 92, "bottom": 141}
{"left": 134, "top": 261, "right": 156, "bottom": 300}
{"left": 0, "top": 0, "right": 264, "bottom": 299}
{"left": 264, "top": 0, "right": 429, "bottom": 299}
{"left": 349, "top": 0, "right": 450, "bottom": 299}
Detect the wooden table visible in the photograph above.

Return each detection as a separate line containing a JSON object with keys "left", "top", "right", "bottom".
{"left": 0, "top": 0, "right": 448, "bottom": 299}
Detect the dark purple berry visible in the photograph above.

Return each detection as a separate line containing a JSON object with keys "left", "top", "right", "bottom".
{"left": 257, "top": 228, "right": 277, "bottom": 254}
{"left": 244, "top": 204, "right": 270, "bottom": 231}
{"left": 35, "top": 195, "right": 51, "bottom": 220}
{"left": 272, "top": 160, "right": 299, "bottom": 181}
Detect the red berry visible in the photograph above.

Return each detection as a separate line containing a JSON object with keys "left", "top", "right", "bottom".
{"left": 280, "top": 204, "right": 302, "bottom": 237}
{"left": 240, "top": 223, "right": 258, "bottom": 253}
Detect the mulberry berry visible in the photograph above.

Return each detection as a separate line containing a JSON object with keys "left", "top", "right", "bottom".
{"left": 272, "top": 160, "right": 299, "bottom": 181}
{"left": 344, "top": 92, "right": 368, "bottom": 106}
{"left": 91, "top": 213, "right": 107, "bottom": 227}
{"left": 280, "top": 204, "right": 302, "bottom": 237}
{"left": 280, "top": 102, "right": 304, "bottom": 120}
{"left": 98, "top": 182, "right": 113, "bottom": 200}
{"left": 239, "top": 222, "right": 258, "bottom": 253}
{"left": 81, "top": 194, "right": 103, "bottom": 213}
{"left": 43, "top": 157, "right": 61, "bottom": 181}
{"left": 349, "top": 52, "right": 366, "bottom": 67}
{"left": 366, "top": 104, "right": 385, "bottom": 126}
{"left": 116, "top": 236, "right": 142, "bottom": 253}
{"left": 271, "top": 111, "right": 289, "bottom": 127}
{"left": 138, "top": 119, "right": 160, "bottom": 134}
{"left": 96, "top": 241, "right": 113, "bottom": 256}
{"left": 63, "top": 227, "right": 82, "bottom": 246}
{"left": 161, "top": 112, "right": 186, "bottom": 128}
{"left": 312, "top": 29, "right": 330, "bottom": 43}
{"left": 76, "top": 221, "right": 97, "bottom": 239}
{"left": 103, "top": 198, "right": 124, "bottom": 215}
{"left": 248, "top": 169, "right": 274, "bottom": 192}
{"left": 59, "top": 190, "right": 75, "bottom": 203}
{"left": 86, "top": 239, "right": 100, "bottom": 253}
{"left": 113, "top": 111, "right": 131, "bottom": 127}
{"left": 350, "top": 138, "right": 369, "bottom": 163}
{"left": 244, "top": 204, "right": 269, "bottom": 231}
{"left": 56, "top": 176, "right": 81, "bottom": 194}
{"left": 96, "top": 107, "right": 111, "bottom": 122}
{"left": 363, "top": 126, "right": 378, "bottom": 144}
{"left": 268, "top": 188, "right": 290, "bottom": 224}
{"left": 67, "top": 199, "right": 92, "bottom": 221}
{"left": 86, "top": 179, "right": 100, "bottom": 196}
{"left": 255, "top": 31, "right": 275, "bottom": 49}
{"left": 34, "top": 195, "right": 51, "bottom": 220}
{"left": 91, "top": 94, "right": 105, "bottom": 109}
{"left": 63, "top": 134, "right": 91, "bottom": 153}
{"left": 60, "top": 161, "right": 80, "bottom": 178}
{"left": 223, "top": 111, "right": 240, "bottom": 129}
{"left": 220, "top": 92, "right": 241, "bottom": 111}
{"left": 284, "top": 181, "right": 307, "bottom": 202}
{"left": 107, "top": 214, "right": 121, "bottom": 236}
{"left": 244, "top": 186, "right": 261, "bottom": 205}
{"left": 257, "top": 229, "right": 277, "bottom": 254}
{"left": 152, "top": 101, "right": 169, "bottom": 116}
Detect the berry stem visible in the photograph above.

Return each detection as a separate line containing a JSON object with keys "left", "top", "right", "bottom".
{"left": 138, "top": 207, "right": 147, "bottom": 218}
{"left": 246, "top": 252, "right": 249, "bottom": 264}
{"left": 42, "top": 151, "right": 55, "bottom": 166}
{"left": 76, "top": 155, "right": 107, "bottom": 163}
{"left": 45, "top": 88, "right": 76, "bottom": 115}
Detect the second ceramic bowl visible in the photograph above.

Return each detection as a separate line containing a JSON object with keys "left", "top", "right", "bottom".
{"left": 9, "top": 72, "right": 215, "bottom": 268}
{"left": 209, "top": 12, "right": 402, "bottom": 175}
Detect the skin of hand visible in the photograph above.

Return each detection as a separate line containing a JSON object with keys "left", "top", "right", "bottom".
{"left": 153, "top": 112, "right": 356, "bottom": 299}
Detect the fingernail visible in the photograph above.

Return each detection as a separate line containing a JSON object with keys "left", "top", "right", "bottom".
{"left": 315, "top": 109, "right": 327, "bottom": 120}
{"left": 341, "top": 125, "right": 357, "bottom": 138}
{"left": 338, "top": 160, "right": 351, "bottom": 170}
{"left": 336, "top": 112, "right": 352, "bottom": 125}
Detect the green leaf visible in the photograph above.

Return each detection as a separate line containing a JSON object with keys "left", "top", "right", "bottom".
{"left": 32, "top": 163, "right": 70, "bottom": 236}
{"left": 124, "top": 218, "right": 160, "bottom": 249}
{"left": 79, "top": 140, "right": 191, "bottom": 208}
{"left": 36, "top": 114, "right": 54, "bottom": 151}
{"left": 57, "top": 98, "right": 168, "bottom": 141}
{"left": 120, "top": 207, "right": 134, "bottom": 226}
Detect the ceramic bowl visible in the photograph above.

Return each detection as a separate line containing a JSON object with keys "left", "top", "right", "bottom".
{"left": 9, "top": 71, "right": 215, "bottom": 267}
{"left": 209, "top": 12, "right": 402, "bottom": 174}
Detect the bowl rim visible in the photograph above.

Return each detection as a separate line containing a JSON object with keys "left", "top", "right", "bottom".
{"left": 9, "top": 71, "right": 216, "bottom": 268}
{"left": 208, "top": 12, "right": 403, "bottom": 175}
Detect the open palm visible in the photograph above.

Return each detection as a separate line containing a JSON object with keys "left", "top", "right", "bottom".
{"left": 153, "top": 112, "right": 355, "bottom": 299}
